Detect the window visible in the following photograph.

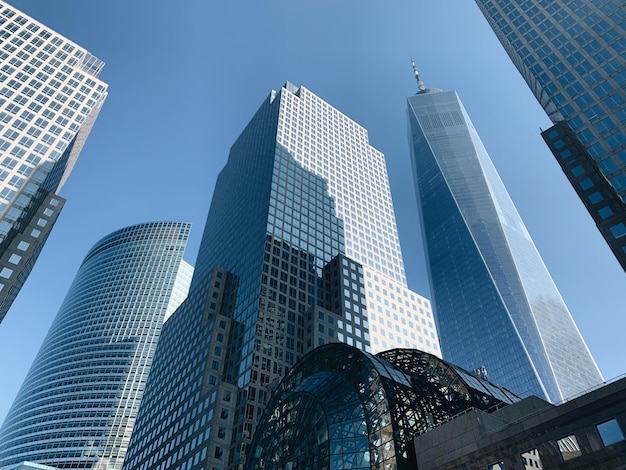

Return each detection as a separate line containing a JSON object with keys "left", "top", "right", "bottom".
{"left": 596, "top": 419, "right": 625, "bottom": 446}
{"left": 520, "top": 448, "right": 543, "bottom": 469}
{"left": 487, "top": 463, "right": 505, "bottom": 470}
{"left": 610, "top": 223, "right": 626, "bottom": 239}
{"left": 0, "top": 267, "right": 13, "bottom": 279}
{"left": 597, "top": 206, "right": 614, "bottom": 219}
{"left": 557, "top": 435, "right": 582, "bottom": 461}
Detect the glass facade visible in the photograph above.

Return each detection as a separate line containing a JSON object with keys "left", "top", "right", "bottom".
{"left": 475, "top": 0, "right": 626, "bottom": 270}
{"left": 0, "top": 222, "right": 192, "bottom": 470}
{"left": 123, "top": 83, "right": 437, "bottom": 470}
{"left": 247, "top": 343, "right": 519, "bottom": 470}
{"left": 0, "top": 2, "right": 108, "bottom": 321}
{"left": 407, "top": 88, "right": 603, "bottom": 402}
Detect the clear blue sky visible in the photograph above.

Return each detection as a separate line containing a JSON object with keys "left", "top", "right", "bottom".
{"left": 0, "top": 0, "right": 623, "bottom": 422}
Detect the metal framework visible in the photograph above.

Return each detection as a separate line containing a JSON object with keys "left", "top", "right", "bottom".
{"left": 247, "top": 343, "right": 519, "bottom": 470}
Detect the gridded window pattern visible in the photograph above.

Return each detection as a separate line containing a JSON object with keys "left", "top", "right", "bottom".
{"left": 0, "top": 2, "right": 108, "bottom": 320}
{"left": 123, "top": 268, "right": 239, "bottom": 470}
{"left": 0, "top": 192, "right": 64, "bottom": 322}
{"left": 408, "top": 89, "right": 603, "bottom": 402}
{"left": 127, "top": 83, "right": 437, "bottom": 470}
{"left": 476, "top": 0, "right": 626, "bottom": 271}
{"left": 542, "top": 122, "right": 626, "bottom": 269}
{"left": 476, "top": 0, "right": 625, "bottom": 164}
{"left": 0, "top": 222, "right": 191, "bottom": 470}
{"left": 0, "top": 2, "right": 107, "bottom": 222}
{"left": 276, "top": 83, "right": 406, "bottom": 284}
{"left": 307, "top": 254, "right": 370, "bottom": 352}
{"left": 363, "top": 265, "right": 438, "bottom": 356}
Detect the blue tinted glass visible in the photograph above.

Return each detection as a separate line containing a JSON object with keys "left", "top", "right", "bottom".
{"left": 408, "top": 90, "right": 602, "bottom": 403}
{"left": 589, "top": 191, "right": 604, "bottom": 204}
{"left": 610, "top": 223, "right": 626, "bottom": 238}
{"left": 580, "top": 178, "right": 594, "bottom": 190}
{"left": 571, "top": 165, "right": 585, "bottom": 176}
{"left": 597, "top": 419, "right": 625, "bottom": 446}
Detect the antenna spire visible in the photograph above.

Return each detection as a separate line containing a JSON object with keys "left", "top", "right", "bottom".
{"left": 411, "top": 59, "right": 426, "bottom": 92}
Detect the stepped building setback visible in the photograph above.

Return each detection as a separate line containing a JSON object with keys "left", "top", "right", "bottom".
{"left": 123, "top": 83, "right": 437, "bottom": 470}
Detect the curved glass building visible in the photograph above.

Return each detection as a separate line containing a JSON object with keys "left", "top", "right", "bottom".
{"left": 247, "top": 342, "right": 519, "bottom": 470}
{"left": 0, "top": 221, "right": 192, "bottom": 470}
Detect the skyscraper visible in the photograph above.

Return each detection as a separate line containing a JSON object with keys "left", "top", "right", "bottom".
{"left": 475, "top": 0, "right": 626, "bottom": 270}
{"left": 406, "top": 75, "right": 603, "bottom": 403}
{"left": 0, "top": 2, "right": 108, "bottom": 322}
{"left": 0, "top": 222, "right": 192, "bottom": 470}
{"left": 123, "top": 83, "right": 438, "bottom": 470}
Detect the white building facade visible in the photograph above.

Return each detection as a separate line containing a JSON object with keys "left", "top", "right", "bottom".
{"left": 0, "top": 2, "right": 108, "bottom": 321}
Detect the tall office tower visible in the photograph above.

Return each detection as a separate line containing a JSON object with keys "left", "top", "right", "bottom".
{"left": 475, "top": 0, "right": 626, "bottom": 270}
{"left": 407, "top": 75, "right": 603, "bottom": 403}
{"left": 0, "top": 2, "right": 108, "bottom": 322}
{"left": 123, "top": 83, "right": 437, "bottom": 470}
{"left": 0, "top": 222, "right": 192, "bottom": 470}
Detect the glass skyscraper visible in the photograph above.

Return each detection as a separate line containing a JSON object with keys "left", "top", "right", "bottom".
{"left": 123, "top": 83, "right": 437, "bottom": 470}
{"left": 0, "top": 2, "right": 108, "bottom": 322}
{"left": 407, "top": 83, "right": 603, "bottom": 403}
{"left": 0, "top": 222, "right": 192, "bottom": 470}
{"left": 475, "top": 0, "right": 626, "bottom": 270}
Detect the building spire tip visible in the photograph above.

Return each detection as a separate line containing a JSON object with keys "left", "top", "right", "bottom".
{"left": 411, "top": 59, "right": 426, "bottom": 92}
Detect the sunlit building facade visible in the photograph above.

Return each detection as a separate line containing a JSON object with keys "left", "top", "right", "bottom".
{"left": 475, "top": 0, "right": 626, "bottom": 270}
{"left": 123, "top": 83, "right": 437, "bottom": 470}
{"left": 407, "top": 85, "right": 603, "bottom": 403}
{"left": 0, "top": 222, "right": 192, "bottom": 470}
{"left": 0, "top": 2, "right": 108, "bottom": 321}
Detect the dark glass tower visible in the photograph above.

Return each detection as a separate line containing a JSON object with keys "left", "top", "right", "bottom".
{"left": 0, "top": 222, "right": 192, "bottom": 470}
{"left": 407, "top": 80, "right": 603, "bottom": 403}
{"left": 123, "top": 83, "right": 437, "bottom": 470}
{"left": 475, "top": 0, "right": 626, "bottom": 270}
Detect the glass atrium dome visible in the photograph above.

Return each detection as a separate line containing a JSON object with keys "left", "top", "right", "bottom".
{"left": 247, "top": 343, "right": 519, "bottom": 470}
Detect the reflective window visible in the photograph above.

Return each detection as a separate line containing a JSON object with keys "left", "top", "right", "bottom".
{"left": 609, "top": 222, "right": 626, "bottom": 238}
{"left": 596, "top": 418, "right": 625, "bottom": 446}
{"left": 588, "top": 191, "right": 604, "bottom": 204}
{"left": 520, "top": 448, "right": 543, "bottom": 469}
{"left": 557, "top": 435, "right": 582, "bottom": 461}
